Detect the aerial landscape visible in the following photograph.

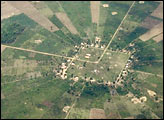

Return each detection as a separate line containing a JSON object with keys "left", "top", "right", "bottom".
{"left": 1, "top": 1, "right": 163, "bottom": 119}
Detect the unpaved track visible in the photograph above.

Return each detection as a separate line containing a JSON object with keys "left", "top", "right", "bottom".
{"left": 139, "top": 22, "right": 163, "bottom": 41}
{"left": 2, "top": 45, "right": 97, "bottom": 64}
{"left": 64, "top": 85, "right": 86, "bottom": 119}
{"left": 134, "top": 70, "right": 163, "bottom": 78}
{"left": 153, "top": 33, "right": 163, "bottom": 42}
{"left": 90, "top": 1, "right": 100, "bottom": 24}
{"left": 55, "top": 12, "right": 79, "bottom": 34}
{"left": 97, "top": 1, "right": 136, "bottom": 63}
{"left": 1, "top": 45, "right": 6, "bottom": 53}
{"left": 7, "top": 1, "right": 59, "bottom": 32}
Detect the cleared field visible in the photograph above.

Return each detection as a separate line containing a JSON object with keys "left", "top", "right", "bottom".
{"left": 89, "top": 108, "right": 106, "bottom": 119}
{"left": 1, "top": 48, "right": 78, "bottom": 119}
{"left": 77, "top": 47, "right": 103, "bottom": 62}
{"left": 141, "top": 16, "right": 161, "bottom": 29}
{"left": 59, "top": 1, "right": 92, "bottom": 37}
{"left": 90, "top": 1, "right": 100, "bottom": 24}
{"left": 110, "top": 1, "right": 160, "bottom": 51}
{"left": 30, "top": 1, "right": 54, "bottom": 18}
{"left": 153, "top": 33, "right": 163, "bottom": 42}
{"left": 1, "top": 1, "right": 21, "bottom": 20}
{"left": 55, "top": 12, "right": 79, "bottom": 34}
{"left": 151, "top": 2, "right": 163, "bottom": 19}
{"left": 7, "top": 1, "right": 59, "bottom": 32}
{"left": 1, "top": 13, "right": 78, "bottom": 57}
{"left": 139, "top": 22, "right": 163, "bottom": 41}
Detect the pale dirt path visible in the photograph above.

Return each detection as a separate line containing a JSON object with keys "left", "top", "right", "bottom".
{"left": 90, "top": 1, "right": 100, "bottom": 24}
{"left": 2, "top": 45, "right": 97, "bottom": 64}
{"left": 134, "top": 70, "right": 163, "bottom": 78}
{"left": 2, "top": 44, "right": 72, "bottom": 59}
{"left": 7, "top": 1, "right": 59, "bottom": 32}
{"left": 65, "top": 84, "right": 86, "bottom": 119}
{"left": 97, "top": 1, "right": 136, "bottom": 63}
{"left": 1, "top": 45, "right": 6, "bottom": 53}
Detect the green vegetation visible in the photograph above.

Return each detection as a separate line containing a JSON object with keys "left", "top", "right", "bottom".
{"left": 1, "top": 1, "right": 163, "bottom": 119}
{"left": 59, "top": 1, "right": 92, "bottom": 37}
{"left": 1, "top": 22, "right": 25, "bottom": 44}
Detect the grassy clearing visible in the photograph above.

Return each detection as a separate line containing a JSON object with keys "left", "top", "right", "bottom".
{"left": 68, "top": 50, "right": 129, "bottom": 82}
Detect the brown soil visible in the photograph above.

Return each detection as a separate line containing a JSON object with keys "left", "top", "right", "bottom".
{"left": 89, "top": 108, "right": 106, "bottom": 119}
{"left": 55, "top": 12, "right": 78, "bottom": 34}
{"left": 141, "top": 16, "right": 161, "bottom": 29}
{"left": 90, "top": 1, "right": 100, "bottom": 24}
{"left": 7, "top": 1, "right": 59, "bottom": 32}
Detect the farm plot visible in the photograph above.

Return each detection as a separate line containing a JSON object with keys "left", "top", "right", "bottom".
{"left": 139, "top": 22, "right": 163, "bottom": 41}
{"left": 141, "top": 16, "right": 161, "bottom": 29}
{"left": 1, "top": 14, "right": 77, "bottom": 57}
{"left": 68, "top": 50, "right": 129, "bottom": 82}
{"left": 7, "top": 1, "right": 59, "bottom": 32}
{"left": 59, "top": 1, "right": 92, "bottom": 37}
{"left": 153, "top": 33, "right": 163, "bottom": 42}
{"left": 97, "top": 1, "right": 133, "bottom": 46}
{"left": 1, "top": 48, "right": 79, "bottom": 119}
{"left": 55, "top": 12, "right": 79, "bottom": 34}
{"left": 32, "top": 1, "right": 83, "bottom": 45}
{"left": 151, "top": 2, "right": 163, "bottom": 19}
{"left": 89, "top": 108, "right": 106, "bottom": 119}
{"left": 30, "top": 1, "right": 54, "bottom": 18}
{"left": 1, "top": 78, "right": 75, "bottom": 119}
{"left": 90, "top": 1, "right": 100, "bottom": 24}
{"left": 1, "top": 1, "right": 21, "bottom": 20}
{"left": 110, "top": 1, "right": 160, "bottom": 51}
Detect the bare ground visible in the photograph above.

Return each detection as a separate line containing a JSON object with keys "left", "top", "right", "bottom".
{"left": 1, "top": 92, "right": 5, "bottom": 99}
{"left": 7, "top": 1, "right": 59, "bottom": 32}
{"left": 89, "top": 108, "right": 106, "bottom": 119}
{"left": 1, "top": 45, "right": 6, "bottom": 53}
{"left": 55, "top": 12, "right": 79, "bottom": 34}
{"left": 139, "top": 22, "right": 163, "bottom": 41}
{"left": 141, "top": 16, "right": 161, "bottom": 29}
{"left": 90, "top": 1, "right": 100, "bottom": 24}
{"left": 1, "top": 1, "right": 21, "bottom": 20}
{"left": 153, "top": 33, "right": 163, "bottom": 42}
{"left": 151, "top": 2, "right": 163, "bottom": 19}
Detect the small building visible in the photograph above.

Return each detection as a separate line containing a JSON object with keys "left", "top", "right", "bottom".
{"left": 147, "top": 89, "right": 156, "bottom": 97}
{"left": 103, "top": 4, "right": 109, "bottom": 7}
{"left": 111, "top": 12, "right": 118, "bottom": 15}
{"left": 139, "top": 1, "right": 144, "bottom": 4}
{"left": 140, "top": 96, "right": 147, "bottom": 102}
